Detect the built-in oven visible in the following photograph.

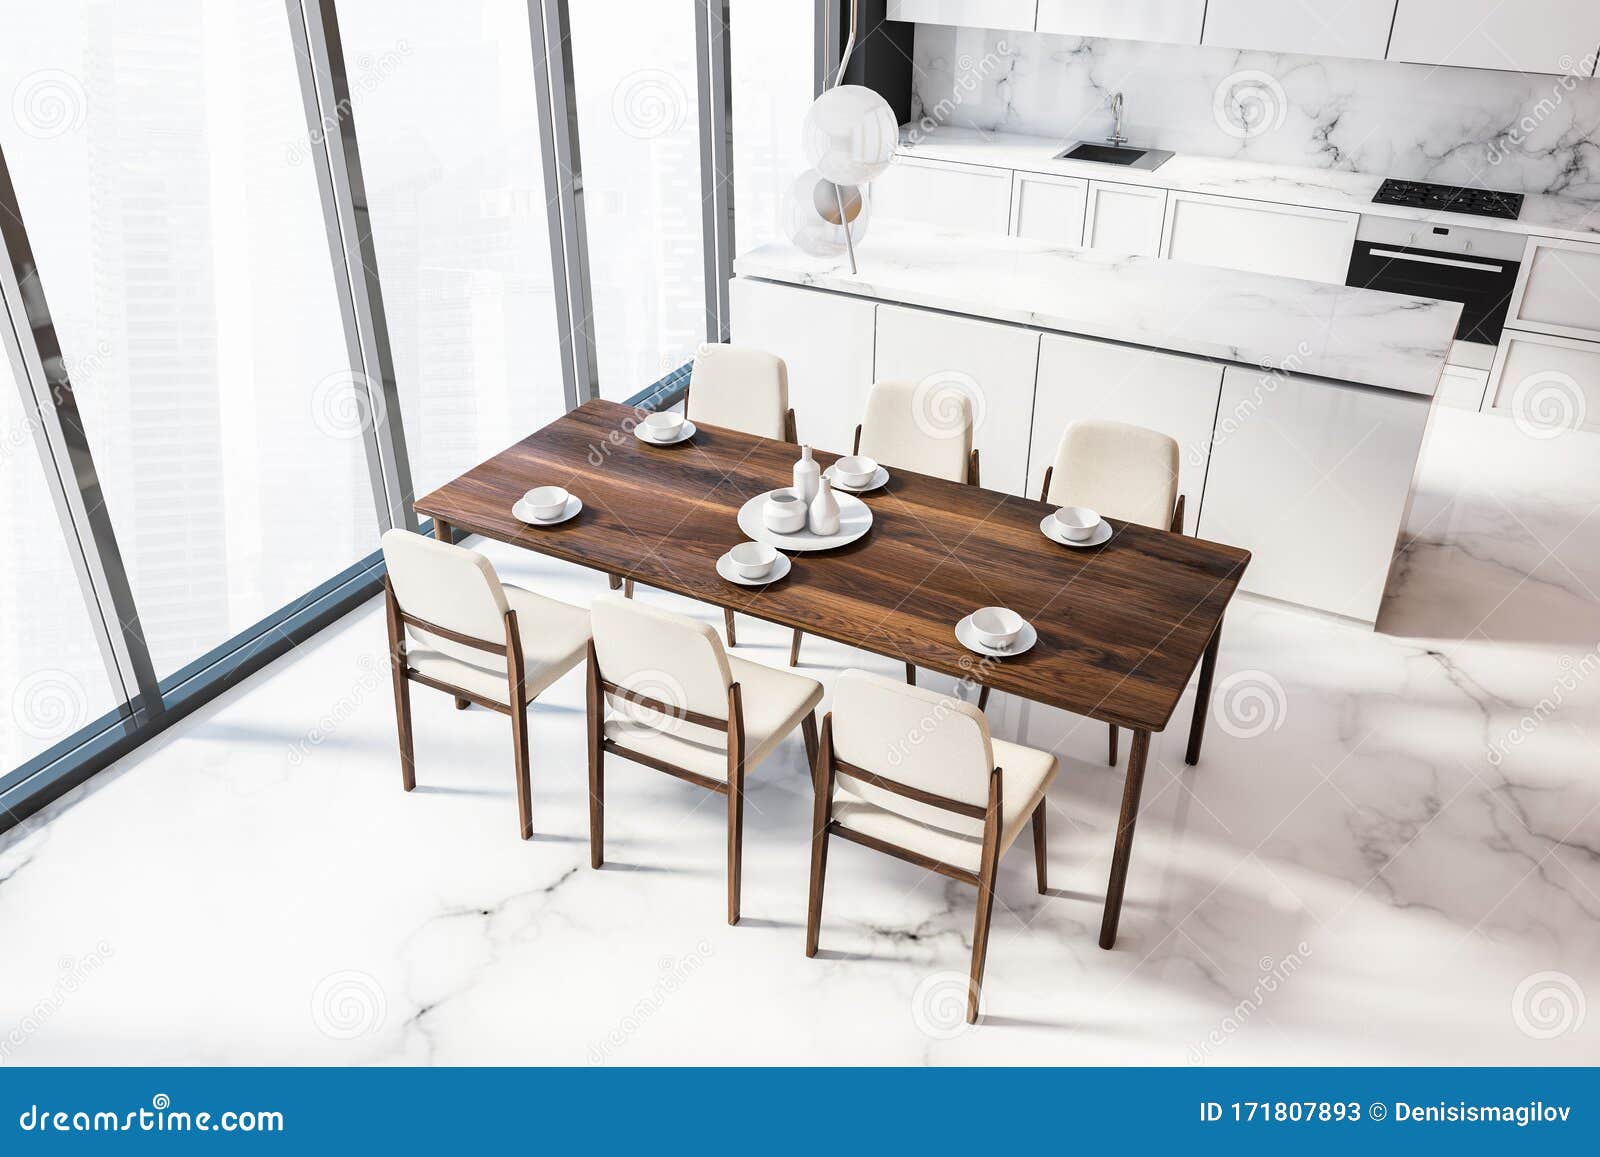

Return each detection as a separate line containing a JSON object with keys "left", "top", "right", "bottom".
{"left": 1344, "top": 216, "right": 1524, "bottom": 346}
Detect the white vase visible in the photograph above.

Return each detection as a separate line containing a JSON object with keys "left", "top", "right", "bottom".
{"left": 808, "top": 476, "right": 841, "bottom": 536}
{"left": 793, "top": 444, "right": 820, "bottom": 504}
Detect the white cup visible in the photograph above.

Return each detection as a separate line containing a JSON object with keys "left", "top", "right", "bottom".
{"left": 730, "top": 541, "right": 777, "bottom": 580}
{"left": 970, "top": 606, "right": 1025, "bottom": 650}
{"left": 641, "top": 410, "right": 685, "bottom": 441}
{"left": 832, "top": 454, "right": 879, "bottom": 488}
{"left": 1052, "top": 505, "right": 1100, "bottom": 542}
{"left": 524, "top": 486, "right": 570, "bottom": 520}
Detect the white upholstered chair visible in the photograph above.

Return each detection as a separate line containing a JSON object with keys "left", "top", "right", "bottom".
{"left": 805, "top": 669, "right": 1059, "bottom": 1024}
{"left": 381, "top": 529, "right": 591, "bottom": 839}
{"left": 585, "top": 593, "right": 823, "bottom": 924}
{"left": 1037, "top": 418, "right": 1184, "bottom": 763}
{"left": 789, "top": 377, "right": 979, "bottom": 672}
{"left": 613, "top": 342, "right": 798, "bottom": 645}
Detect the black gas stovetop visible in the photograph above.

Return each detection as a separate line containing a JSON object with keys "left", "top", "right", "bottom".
{"left": 1373, "top": 178, "right": 1524, "bottom": 220}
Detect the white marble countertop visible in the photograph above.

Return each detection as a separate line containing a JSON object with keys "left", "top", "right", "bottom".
{"left": 899, "top": 127, "right": 1600, "bottom": 242}
{"left": 735, "top": 220, "right": 1460, "bottom": 396}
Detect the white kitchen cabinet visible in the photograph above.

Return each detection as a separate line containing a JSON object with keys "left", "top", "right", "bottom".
{"left": 1008, "top": 171, "right": 1088, "bottom": 246}
{"left": 871, "top": 156, "right": 1015, "bottom": 235}
{"left": 886, "top": 0, "right": 1039, "bottom": 33}
{"left": 1035, "top": 0, "right": 1206, "bottom": 45}
{"left": 728, "top": 278, "right": 877, "bottom": 455}
{"left": 1486, "top": 330, "right": 1600, "bottom": 434}
{"left": 1161, "top": 191, "right": 1359, "bottom": 284}
{"left": 1082, "top": 181, "right": 1168, "bottom": 257}
{"left": 1388, "top": 0, "right": 1600, "bottom": 75}
{"left": 1201, "top": 0, "right": 1397, "bottom": 60}
{"left": 872, "top": 304, "right": 1041, "bottom": 496}
{"left": 1028, "top": 334, "right": 1223, "bottom": 517}
{"left": 1198, "top": 369, "right": 1433, "bottom": 625}
{"left": 1505, "top": 236, "right": 1600, "bottom": 340}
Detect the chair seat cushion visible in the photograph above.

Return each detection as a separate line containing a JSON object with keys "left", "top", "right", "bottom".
{"left": 605, "top": 654, "right": 822, "bottom": 782}
{"left": 832, "top": 737, "right": 1058, "bottom": 873}
{"left": 406, "top": 585, "right": 589, "bottom": 707}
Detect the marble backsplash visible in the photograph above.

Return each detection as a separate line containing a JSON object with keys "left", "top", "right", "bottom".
{"left": 909, "top": 24, "right": 1600, "bottom": 197}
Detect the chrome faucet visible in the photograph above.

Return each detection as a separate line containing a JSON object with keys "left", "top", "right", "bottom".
{"left": 1107, "top": 92, "right": 1128, "bottom": 148}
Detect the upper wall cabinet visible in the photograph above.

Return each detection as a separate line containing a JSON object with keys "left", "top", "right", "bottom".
{"left": 1388, "top": 0, "right": 1600, "bottom": 75}
{"left": 886, "top": 0, "right": 1039, "bottom": 34}
{"left": 1035, "top": 0, "right": 1206, "bottom": 45}
{"left": 1201, "top": 0, "right": 1397, "bottom": 61}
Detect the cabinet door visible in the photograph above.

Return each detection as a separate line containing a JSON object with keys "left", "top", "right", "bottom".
{"left": 887, "top": 0, "right": 1039, "bottom": 33}
{"left": 728, "top": 279, "right": 877, "bottom": 456}
{"left": 1197, "top": 369, "right": 1432, "bottom": 625}
{"left": 1028, "top": 334, "right": 1223, "bottom": 519}
{"left": 1082, "top": 181, "right": 1168, "bottom": 257}
{"left": 1201, "top": 0, "right": 1396, "bottom": 60}
{"left": 873, "top": 304, "right": 1041, "bottom": 497}
{"left": 1506, "top": 236, "right": 1600, "bottom": 340}
{"left": 871, "top": 157, "right": 1015, "bottom": 235}
{"left": 1161, "top": 191, "right": 1358, "bottom": 284}
{"left": 1035, "top": 0, "right": 1206, "bottom": 44}
{"left": 1388, "top": 0, "right": 1600, "bottom": 74}
{"left": 1009, "top": 171, "right": 1088, "bottom": 247}
{"left": 1487, "top": 330, "right": 1600, "bottom": 434}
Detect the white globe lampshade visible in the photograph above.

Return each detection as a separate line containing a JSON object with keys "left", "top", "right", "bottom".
{"left": 802, "top": 84, "right": 898, "bottom": 185}
{"left": 782, "top": 170, "right": 870, "bottom": 259}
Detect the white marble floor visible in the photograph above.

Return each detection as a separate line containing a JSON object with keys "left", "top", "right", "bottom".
{"left": 2, "top": 406, "right": 1597, "bottom": 1066}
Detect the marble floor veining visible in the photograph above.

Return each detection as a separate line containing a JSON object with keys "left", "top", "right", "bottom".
{"left": 2, "top": 406, "right": 1597, "bottom": 1066}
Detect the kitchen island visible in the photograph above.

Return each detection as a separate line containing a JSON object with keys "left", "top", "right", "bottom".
{"left": 732, "top": 220, "right": 1462, "bottom": 625}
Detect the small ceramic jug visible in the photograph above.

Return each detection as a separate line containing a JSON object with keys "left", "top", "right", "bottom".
{"left": 808, "top": 476, "right": 841, "bottom": 536}
{"left": 793, "top": 445, "right": 820, "bottom": 504}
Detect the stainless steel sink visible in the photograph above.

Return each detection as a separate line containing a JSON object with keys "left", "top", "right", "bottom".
{"left": 1055, "top": 141, "right": 1174, "bottom": 171}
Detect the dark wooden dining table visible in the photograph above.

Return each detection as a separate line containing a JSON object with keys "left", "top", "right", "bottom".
{"left": 414, "top": 399, "right": 1250, "bottom": 949}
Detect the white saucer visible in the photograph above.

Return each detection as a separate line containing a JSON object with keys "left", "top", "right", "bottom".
{"left": 513, "top": 495, "right": 583, "bottom": 526}
{"left": 634, "top": 419, "right": 697, "bottom": 446}
{"left": 955, "top": 613, "right": 1039, "bottom": 659}
{"left": 715, "top": 549, "right": 792, "bottom": 587}
{"left": 824, "top": 463, "right": 890, "bottom": 493}
{"left": 1039, "top": 514, "right": 1113, "bottom": 549}
{"left": 737, "top": 489, "right": 873, "bottom": 551}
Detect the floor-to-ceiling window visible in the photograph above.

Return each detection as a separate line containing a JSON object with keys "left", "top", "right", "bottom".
{"left": 731, "top": 0, "right": 815, "bottom": 254}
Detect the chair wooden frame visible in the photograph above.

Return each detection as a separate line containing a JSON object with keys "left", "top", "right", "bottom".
{"left": 804, "top": 712, "right": 1046, "bottom": 1024}
{"left": 789, "top": 424, "right": 980, "bottom": 673}
{"left": 613, "top": 387, "right": 800, "bottom": 646}
{"left": 585, "top": 639, "right": 819, "bottom": 925}
{"left": 383, "top": 576, "right": 536, "bottom": 840}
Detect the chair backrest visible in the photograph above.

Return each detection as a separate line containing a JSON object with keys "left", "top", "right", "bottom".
{"left": 590, "top": 593, "right": 733, "bottom": 746}
{"left": 830, "top": 669, "right": 995, "bottom": 839}
{"left": 1044, "top": 419, "right": 1179, "bottom": 529}
{"left": 382, "top": 529, "right": 510, "bottom": 665}
{"left": 685, "top": 342, "right": 789, "bottom": 441}
{"left": 857, "top": 378, "right": 972, "bottom": 483}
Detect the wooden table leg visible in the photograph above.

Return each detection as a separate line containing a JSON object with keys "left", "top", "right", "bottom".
{"left": 1099, "top": 727, "right": 1150, "bottom": 950}
{"left": 432, "top": 518, "right": 452, "bottom": 543}
{"left": 1185, "top": 618, "right": 1223, "bottom": 767}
